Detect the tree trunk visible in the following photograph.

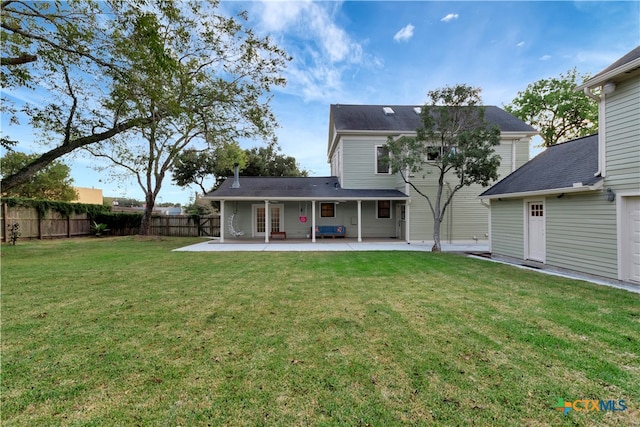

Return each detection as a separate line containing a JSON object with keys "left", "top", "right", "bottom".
{"left": 432, "top": 214, "right": 442, "bottom": 252}
{"left": 140, "top": 195, "right": 155, "bottom": 235}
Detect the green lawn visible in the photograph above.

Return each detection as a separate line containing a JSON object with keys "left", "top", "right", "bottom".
{"left": 2, "top": 237, "right": 638, "bottom": 426}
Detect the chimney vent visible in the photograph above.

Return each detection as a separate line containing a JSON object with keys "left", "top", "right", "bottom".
{"left": 232, "top": 163, "right": 240, "bottom": 188}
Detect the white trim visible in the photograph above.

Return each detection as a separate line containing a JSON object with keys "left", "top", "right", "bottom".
{"left": 252, "top": 203, "right": 284, "bottom": 239}
{"left": 376, "top": 200, "right": 392, "bottom": 219}
{"left": 375, "top": 145, "right": 391, "bottom": 174}
{"left": 576, "top": 57, "right": 640, "bottom": 90}
{"left": 319, "top": 202, "right": 336, "bottom": 218}
{"left": 312, "top": 201, "right": 316, "bottom": 242}
{"left": 357, "top": 200, "right": 362, "bottom": 242}
{"left": 524, "top": 199, "right": 546, "bottom": 263}
{"left": 481, "top": 180, "right": 604, "bottom": 200}
{"left": 220, "top": 200, "right": 225, "bottom": 243}
{"left": 207, "top": 196, "right": 409, "bottom": 202}
{"left": 616, "top": 190, "right": 640, "bottom": 282}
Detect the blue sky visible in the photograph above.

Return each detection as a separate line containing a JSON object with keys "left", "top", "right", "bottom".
{"left": 2, "top": 1, "right": 639, "bottom": 205}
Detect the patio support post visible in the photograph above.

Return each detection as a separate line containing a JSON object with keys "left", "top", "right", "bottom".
{"left": 220, "top": 200, "right": 225, "bottom": 243}
{"left": 357, "top": 200, "right": 362, "bottom": 242}
{"left": 264, "top": 200, "right": 269, "bottom": 243}
{"left": 311, "top": 200, "right": 316, "bottom": 242}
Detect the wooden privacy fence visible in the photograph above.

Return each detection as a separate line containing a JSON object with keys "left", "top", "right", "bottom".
{"left": 149, "top": 215, "right": 220, "bottom": 237}
{"left": 1, "top": 204, "right": 91, "bottom": 240}
{"left": 1, "top": 203, "right": 220, "bottom": 241}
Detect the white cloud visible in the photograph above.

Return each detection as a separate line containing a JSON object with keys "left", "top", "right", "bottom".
{"left": 393, "top": 24, "right": 414, "bottom": 42}
{"left": 539, "top": 54, "right": 552, "bottom": 61}
{"left": 248, "top": 1, "right": 381, "bottom": 103}
{"left": 517, "top": 41, "right": 525, "bottom": 47}
{"left": 441, "top": 13, "right": 459, "bottom": 23}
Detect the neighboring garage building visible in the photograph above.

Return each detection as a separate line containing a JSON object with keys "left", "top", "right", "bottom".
{"left": 480, "top": 46, "right": 640, "bottom": 284}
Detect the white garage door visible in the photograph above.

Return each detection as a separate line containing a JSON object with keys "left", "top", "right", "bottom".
{"left": 622, "top": 196, "right": 640, "bottom": 283}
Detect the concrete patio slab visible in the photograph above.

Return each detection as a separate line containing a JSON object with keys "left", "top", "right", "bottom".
{"left": 173, "top": 238, "right": 489, "bottom": 253}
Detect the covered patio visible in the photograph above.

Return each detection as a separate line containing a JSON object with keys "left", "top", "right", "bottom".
{"left": 203, "top": 174, "right": 410, "bottom": 243}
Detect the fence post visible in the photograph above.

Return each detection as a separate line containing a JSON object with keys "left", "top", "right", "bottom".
{"left": 38, "top": 209, "right": 43, "bottom": 240}
{"left": 1, "top": 203, "right": 7, "bottom": 243}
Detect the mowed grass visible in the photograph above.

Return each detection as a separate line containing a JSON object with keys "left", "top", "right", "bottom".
{"left": 1, "top": 237, "right": 639, "bottom": 426}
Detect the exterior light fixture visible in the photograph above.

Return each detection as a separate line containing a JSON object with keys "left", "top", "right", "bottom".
{"left": 604, "top": 188, "right": 616, "bottom": 202}
{"left": 603, "top": 81, "right": 616, "bottom": 95}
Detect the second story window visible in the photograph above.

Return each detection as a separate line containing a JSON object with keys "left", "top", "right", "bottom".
{"left": 376, "top": 146, "right": 390, "bottom": 174}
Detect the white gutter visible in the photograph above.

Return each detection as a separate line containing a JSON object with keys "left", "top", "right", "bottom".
{"left": 479, "top": 179, "right": 604, "bottom": 200}
{"left": 202, "top": 196, "right": 410, "bottom": 202}
{"left": 582, "top": 87, "right": 605, "bottom": 177}
{"left": 576, "top": 57, "right": 640, "bottom": 91}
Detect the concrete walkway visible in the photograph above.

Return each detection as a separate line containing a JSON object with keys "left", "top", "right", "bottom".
{"left": 173, "top": 238, "right": 488, "bottom": 253}
{"left": 173, "top": 238, "right": 640, "bottom": 294}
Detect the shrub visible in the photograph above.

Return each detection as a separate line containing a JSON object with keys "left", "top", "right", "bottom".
{"left": 7, "top": 223, "right": 20, "bottom": 245}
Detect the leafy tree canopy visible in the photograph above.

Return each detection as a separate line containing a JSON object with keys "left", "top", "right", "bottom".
{"left": 385, "top": 84, "right": 501, "bottom": 252}
{"left": 172, "top": 143, "right": 307, "bottom": 195}
{"left": 1, "top": 151, "right": 77, "bottom": 201}
{"left": 505, "top": 68, "right": 598, "bottom": 147}
{"left": 81, "top": 2, "right": 289, "bottom": 234}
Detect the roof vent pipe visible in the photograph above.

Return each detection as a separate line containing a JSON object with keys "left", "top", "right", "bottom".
{"left": 232, "top": 163, "right": 240, "bottom": 188}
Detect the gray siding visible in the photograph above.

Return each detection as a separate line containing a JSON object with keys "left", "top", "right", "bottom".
{"left": 406, "top": 137, "right": 516, "bottom": 242}
{"left": 604, "top": 78, "right": 640, "bottom": 191}
{"left": 545, "top": 193, "right": 618, "bottom": 279}
{"left": 516, "top": 139, "right": 530, "bottom": 168}
{"left": 341, "top": 137, "right": 398, "bottom": 189}
{"left": 490, "top": 199, "right": 524, "bottom": 258}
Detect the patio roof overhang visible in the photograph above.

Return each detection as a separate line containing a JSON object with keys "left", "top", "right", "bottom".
{"left": 202, "top": 176, "right": 409, "bottom": 202}
{"left": 202, "top": 195, "right": 410, "bottom": 202}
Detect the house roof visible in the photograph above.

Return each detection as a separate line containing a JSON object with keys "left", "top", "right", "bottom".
{"left": 577, "top": 45, "right": 640, "bottom": 90}
{"left": 328, "top": 104, "right": 537, "bottom": 156}
{"left": 204, "top": 176, "right": 409, "bottom": 201}
{"left": 480, "top": 134, "right": 603, "bottom": 199}
{"left": 330, "top": 104, "right": 536, "bottom": 133}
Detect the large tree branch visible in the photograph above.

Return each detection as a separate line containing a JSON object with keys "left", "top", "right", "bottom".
{"left": 1, "top": 54, "right": 37, "bottom": 65}
{"left": 1, "top": 116, "right": 156, "bottom": 191}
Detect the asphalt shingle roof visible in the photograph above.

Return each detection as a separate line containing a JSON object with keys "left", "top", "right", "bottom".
{"left": 330, "top": 104, "right": 537, "bottom": 133}
{"left": 480, "top": 134, "right": 602, "bottom": 197}
{"left": 205, "top": 176, "right": 409, "bottom": 200}
{"left": 592, "top": 45, "right": 640, "bottom": 79}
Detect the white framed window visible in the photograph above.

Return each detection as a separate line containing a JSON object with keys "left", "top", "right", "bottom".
{"left": 375, "top": 145, "right": 390, "bottom": 174}
{"left": 320, "top": 202, "right": 335, "bottom": 218}
{"left": 377, "top": 200, "right": 391, "bottom": 219}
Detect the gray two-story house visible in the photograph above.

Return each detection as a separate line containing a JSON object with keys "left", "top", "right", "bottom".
{"left": 205, "top": 105, "right": 536, "bottom": 244}
{"left": 480, "top": 46, "right": 640, "bottom": 284}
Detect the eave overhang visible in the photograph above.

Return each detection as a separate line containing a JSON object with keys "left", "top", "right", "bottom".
{"left": 480, "top": 179, "right": 604, "bottom": 200}
{"left": 576, "top": 57, "right": 640, "bottom": 90}
{"left": 202, "top": 195, "right": 410, "bottom": 202}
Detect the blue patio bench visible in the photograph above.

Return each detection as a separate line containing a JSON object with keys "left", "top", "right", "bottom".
{"left": 314, "top": 225, "right": 346, "bottom": 238}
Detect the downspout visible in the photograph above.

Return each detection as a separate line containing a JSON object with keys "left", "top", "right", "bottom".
{"left": 583, "top": 87, "right": 605, "bottom": 178}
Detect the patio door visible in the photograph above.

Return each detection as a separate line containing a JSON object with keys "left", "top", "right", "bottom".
{"left": 252, "top": 204, "right": 284, "bottom": 237}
